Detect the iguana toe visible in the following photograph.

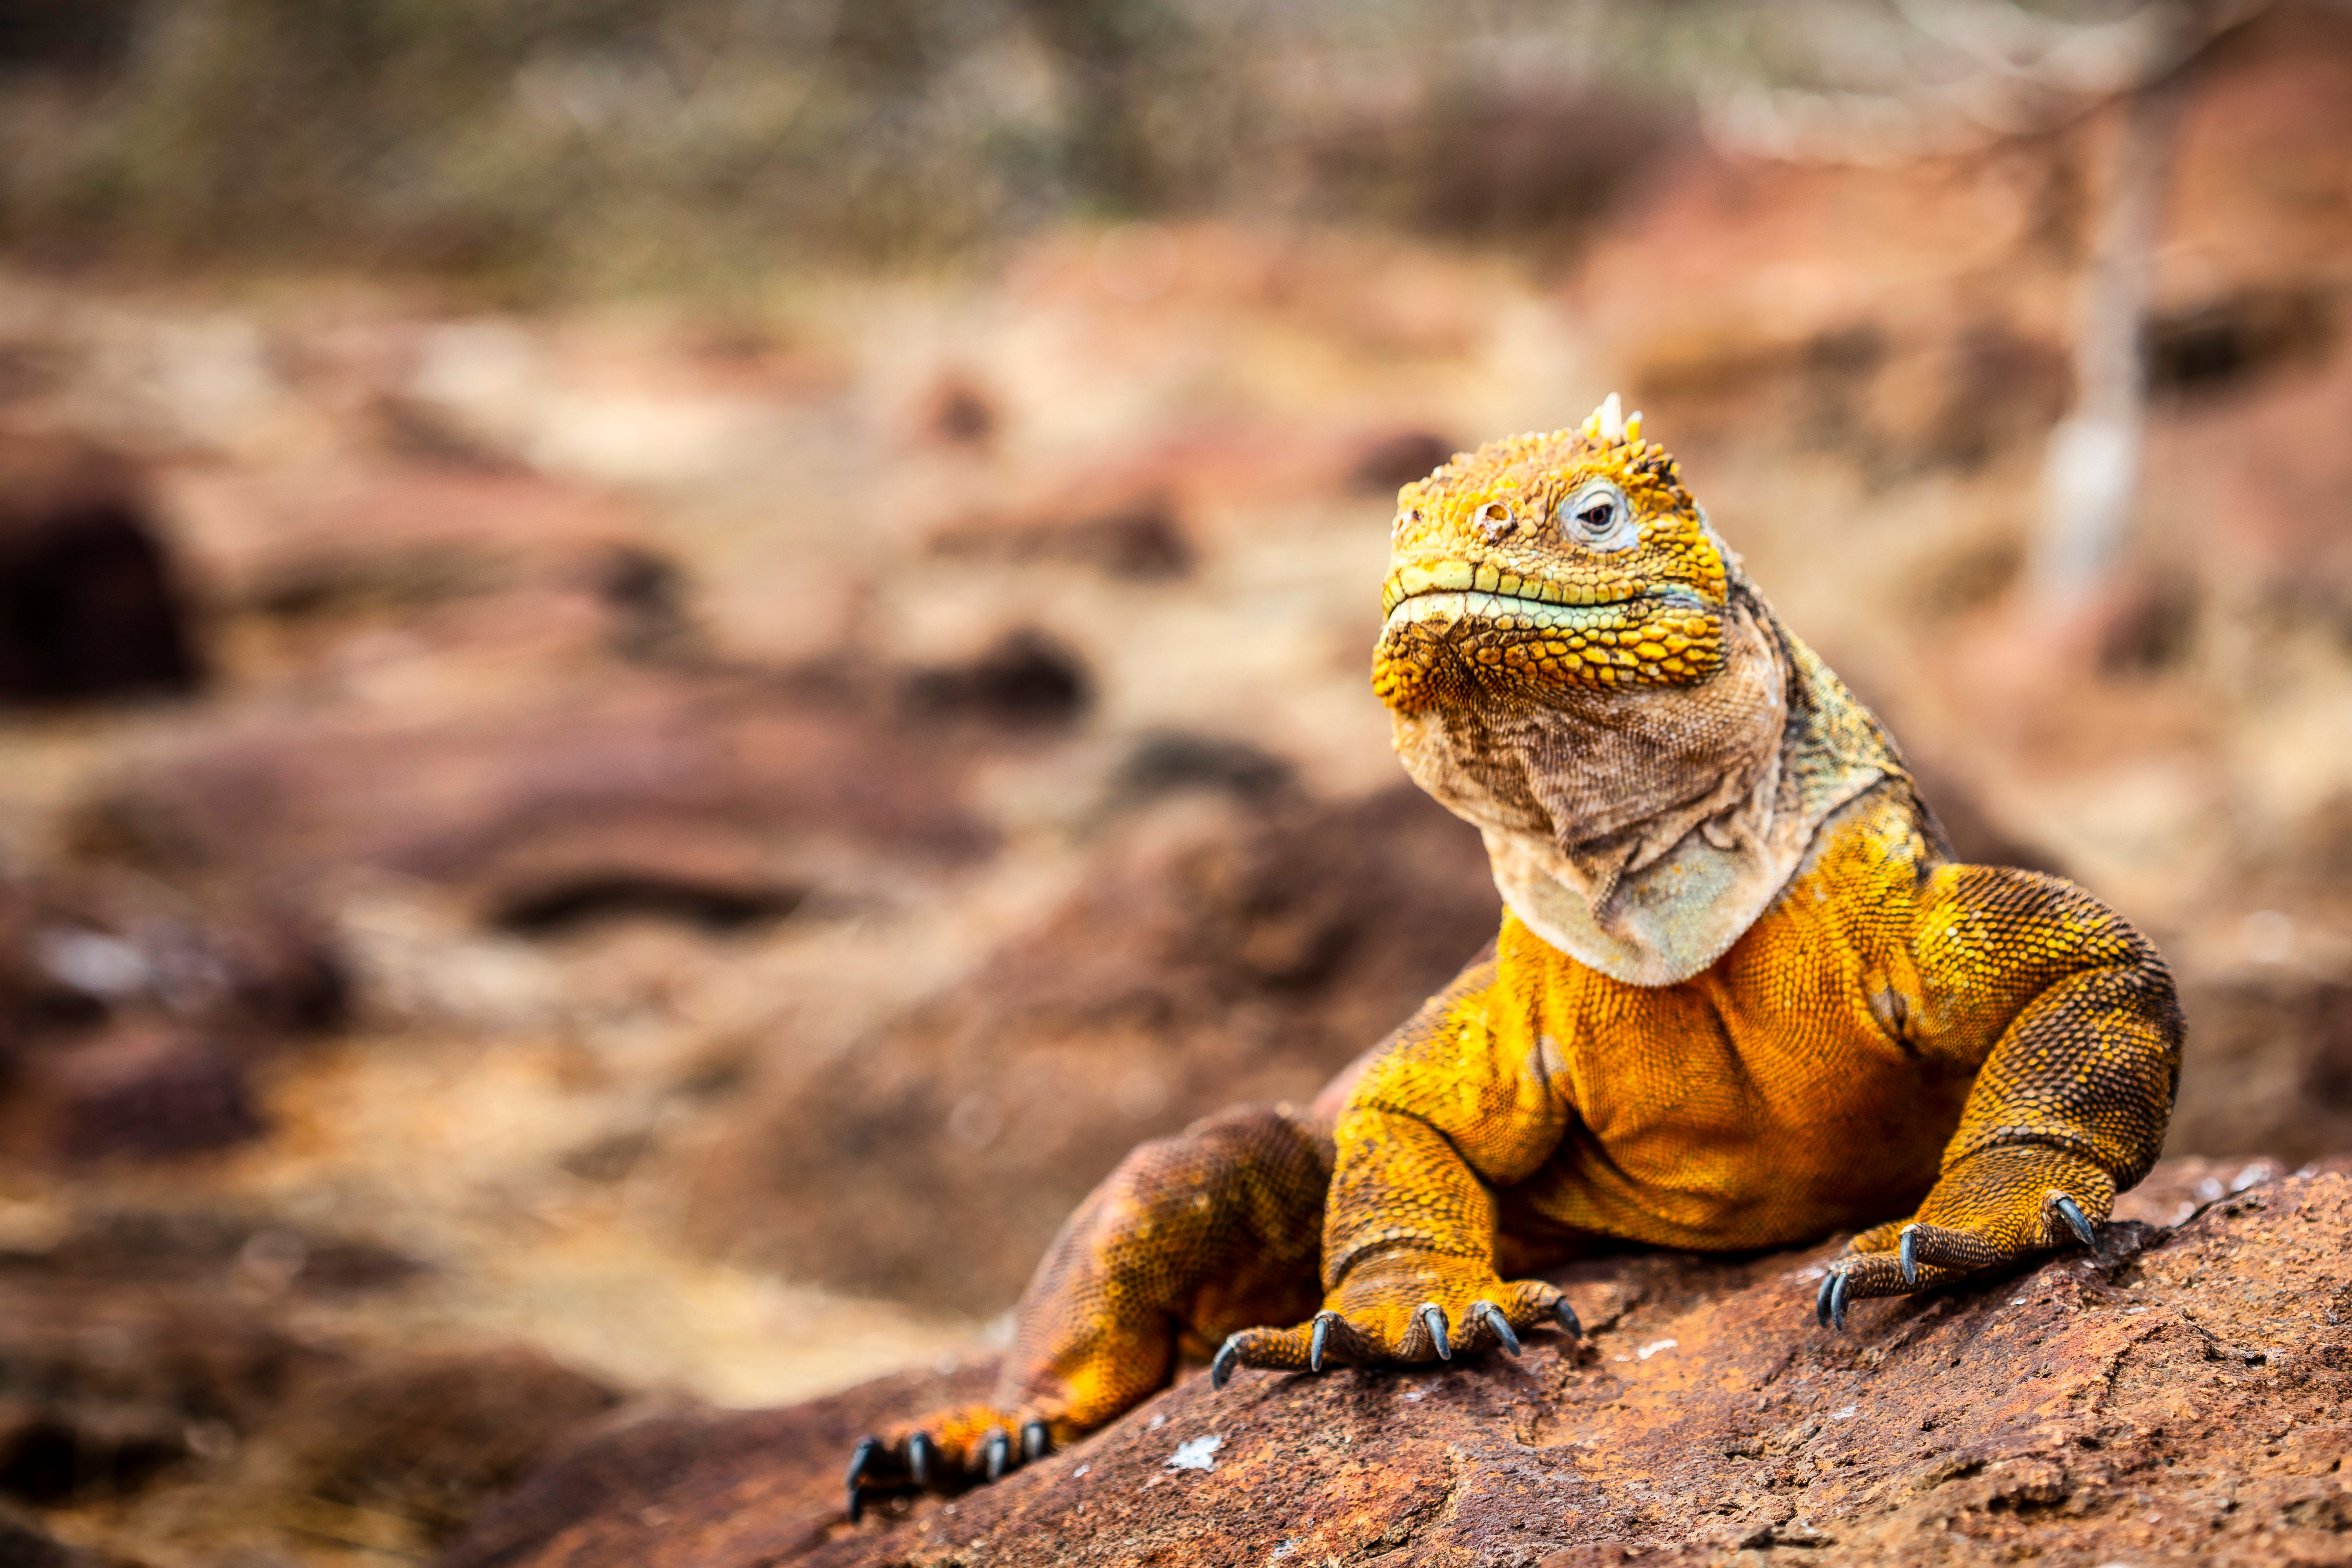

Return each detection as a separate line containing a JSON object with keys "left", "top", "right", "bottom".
{"left": 2053, "top": 1192, "right": 2104, "bottom": 1260}
{"left": 982, "top": 1426, "right": 1010, "bottom": 1481}
{"left": 845, "top": 1435, "right": 885, "bottom": 1523}
{"left": 1414, "top": 1302, "right": 1453, "bottom": 1361}
{"left": 1473, "top": 1300, "right": 1521, "bottom": 1356}
{"left": 1308, "top": 1309, "right": 1340, "bottom": 1372}
{"left": 1022, "top": 1419, "right": 1049, "bottom": 1463}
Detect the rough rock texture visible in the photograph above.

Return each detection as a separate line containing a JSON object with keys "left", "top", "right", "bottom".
{"left": 450, "top": 1158, "right": 2352, "bottom": 1568}
{"left": 691, "top": 783, "right": 1499, "bottom": 1309}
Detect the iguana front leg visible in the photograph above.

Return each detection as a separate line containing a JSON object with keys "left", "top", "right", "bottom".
{"left": 1220, "top": 961, "right": 1584, "bottom": 1378}
{"left": 1813, "top": 866, "right": 2181, "bottom": 1328}
{"left": 845, "top": 1104, "right": 1327, "bottom": 1520}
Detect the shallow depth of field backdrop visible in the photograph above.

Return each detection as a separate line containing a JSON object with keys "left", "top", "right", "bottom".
{"left": 0, "top": 1, "right": 2348, "bottom": 1562}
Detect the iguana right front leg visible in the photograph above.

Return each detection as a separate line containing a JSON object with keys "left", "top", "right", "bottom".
{"left": 1216, "top": 978, "right": 1583, "bottom": 1377}
{"left": 845, "top": 1104, "right": 1328, "bottom": 1521}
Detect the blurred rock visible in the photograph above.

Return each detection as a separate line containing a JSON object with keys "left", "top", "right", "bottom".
{"left": 928, "top": 489, "right": 1193, "bottom": 581}
{"left": 0, "top": 1278, "right": 318, "bottom": 1506}
{"left": 1110, "top": 730, "right": 1296, "bottom": 806}
{"left": 0, "top": 1500, "right": 110, "bottom": 1568}
{"left": 0, "top": 869, "right": 343, "bottom": 1161}
{"left": 165, "top": 460, "right": 648, "bottom": 627}
{"left": 0, "top": 434, "right": 202, "bottom": 705}
{"left": 272, "top": 1348, "right": 621, "bottom": 1546}
{"left": 448, "top": 1159, "right": 2352, "bottom": 1568}
{"left": 0, "top": 1204, "right": 605, "bottom": 1555}
{"left": 71, "top": 671, "right": 991, "bottom": 919}
{"left": 1346, "top": 428, "right": 1455, "bottom": 495}
{"left": 439, "top": 1363, "right": 997, "bottom": 1568}
{"left": 26, "top": 1023, "right": 260, "bottom": 1162}
{"left": 2169, "top": 974, "right": 2352, "bottom": 1167}
{"left": 911, "top": 372, "right": 998, "bottom": 448}
{"left": 691, "top": 784, "right": 1497, "bottom": 1310}
{"left": 2145, "top": 284, "right": 2334, "bottom": 399}
{"left": 898, "top": 629, "right": 1091, "bottom": 730}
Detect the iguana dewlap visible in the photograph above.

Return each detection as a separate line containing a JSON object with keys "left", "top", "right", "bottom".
{"left": 844, "top": 399, "right": 2182, "bottom": 1518}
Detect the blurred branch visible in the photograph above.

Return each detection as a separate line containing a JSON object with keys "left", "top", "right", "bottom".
{"left": 1702, "top": 0, "right": 2266, "bottom": 163}
{"left": 2032, "top": 59, "right": 2191, "bottom": 607}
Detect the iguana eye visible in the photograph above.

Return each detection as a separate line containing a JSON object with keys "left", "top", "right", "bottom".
{"left": 1558, "top": 482, "right": 1635, "bottom": 551}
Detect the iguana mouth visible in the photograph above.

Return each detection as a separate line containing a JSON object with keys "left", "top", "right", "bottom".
{"left": 1379, "top": 559, "right": 1648, "bottom": 618}
{"left": 1379, "top": 584, "right": 1711, "bottom": 638}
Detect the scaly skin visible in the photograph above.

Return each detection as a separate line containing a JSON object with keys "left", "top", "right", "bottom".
{"left": 845, "top": 401, "right": 2182, "bottom": 1521}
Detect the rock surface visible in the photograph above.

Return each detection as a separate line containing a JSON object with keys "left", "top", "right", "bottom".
{"left": 447, "top": 1158, "right": 2352, "bottom": 1568}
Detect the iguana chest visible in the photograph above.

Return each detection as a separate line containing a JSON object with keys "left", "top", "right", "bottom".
{"left": 1483, "top": 862, "right": 1970, "bottom": 1253}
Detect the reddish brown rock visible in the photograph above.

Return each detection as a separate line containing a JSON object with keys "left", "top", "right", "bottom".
{"left": 0, "top": 868, "right": 343, "bottom": 1161}
{"left": 0, "top": 433, "right": 203, "bottom": 706}
{"left": 270, "top": 1347, "right": 622, "bottom": 1547}
{"left": 689, "top": 784, "right": 1499, "bottom": 1310}
{"left": 0, "top": 1209, "right": 608, "bottom": 1556}
{"left": 24, "top": 1023, "right": 260, "bottom": 1161}
{"left": 71, "top": 670, "right": 991, "bottom": 917}
{"left": 450, "top": 1158, "right": 2352, "bottom": 1568}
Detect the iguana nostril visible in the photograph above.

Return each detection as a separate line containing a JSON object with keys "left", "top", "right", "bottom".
{"left": 1474, "top": 501, "right": 1515, "bottom": 540}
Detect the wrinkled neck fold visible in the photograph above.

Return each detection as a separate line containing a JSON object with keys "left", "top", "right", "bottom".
{"left": 1392, "top": 591, "right": 1900, "bottom": 985}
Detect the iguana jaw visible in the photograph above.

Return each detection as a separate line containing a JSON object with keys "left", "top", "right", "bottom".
{"left": 1375, "top": 583, "right": 1722, "bottom": 702}
{"left": 1379, "top": 558, "right": 1660, "bottom": 618}
{"left": 1374, "top": 597, "right": 1724, "bottom": 712}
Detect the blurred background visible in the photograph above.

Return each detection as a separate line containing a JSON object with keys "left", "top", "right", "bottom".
{"left": 0, "top": 0, "right": 2347, "bottom": 1561}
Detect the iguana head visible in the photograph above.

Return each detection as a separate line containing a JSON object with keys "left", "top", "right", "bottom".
{"left": 1371, "top": 394, "right": 1730, "bottom": 716}
{"left": 1368, "top": 396, "right": 1815, "bottom": 978}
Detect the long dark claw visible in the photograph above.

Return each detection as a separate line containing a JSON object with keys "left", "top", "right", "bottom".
{"left": 846, "top": 1436, "right": 882, "bottom": 1523}
{"left": 2054, "top": 1194, "right": 2102, "bottom": 1260}
{"left": 1310, "top": 1310, "right": 1337, "bottom": 1373}
{"left": 1211, "top": 1336, "right": 1240, "bottom": 1390}
{"left": 983, "top": 1426, "right": 1010, "bottom": 1481}
{"left": 1022, "top": 1420, "right": 1049, "bottom": 1464}
{"left": 1419, "top": 1302, "right": 1452, "bottom": 1361}
{"left": 906, "top": 1430, "right": 933, "bottom": 1488}
{"left": 1475, "top": 1300, "right": 1521, "bottom": 1357}
{"left": 1829, "top": 1270, "right": 1851, "bottom": 1331}
{"left": 1899, "top": 1225, "right": 1920, "bottom": 1287}
{"left": 1815, "top": 1269, "right": 1837, "bottom": 1328}
{"left": 1553, "top": 1298, "right": 1583, "bottom": 1338}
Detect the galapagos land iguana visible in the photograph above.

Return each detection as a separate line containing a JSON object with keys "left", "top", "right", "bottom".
{"left": 845, "top": 395, "right": 2183, "bottom": 1518}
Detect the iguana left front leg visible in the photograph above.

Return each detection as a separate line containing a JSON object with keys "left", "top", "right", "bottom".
{"left": 1813, "top": 863, "right": 2181, "bottom": 1328}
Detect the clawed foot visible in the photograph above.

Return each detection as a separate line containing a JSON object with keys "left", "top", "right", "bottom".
{"left": 1813, "top": 1156, "right": 2114, "bottom": 1332}
{"left": 1210, "top": 1252, "right": 1582, "bottom": 1389}
{"left": 844, "top": 1406, "right": 1055, "bottom": 1523}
